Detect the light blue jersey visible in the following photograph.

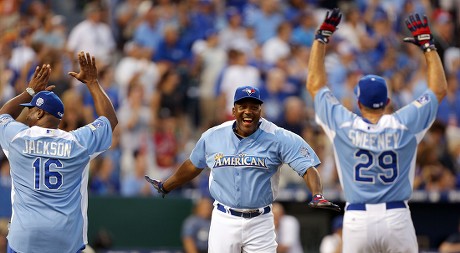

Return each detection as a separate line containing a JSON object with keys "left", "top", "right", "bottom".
{"left": 314, "top": 88, "right": 438, "bottom": 203}
{"left": 0, "top": 114, "right": 112, "bottom": 253}
{"left": 190, "top": 118, "right": 320, "bottom": 209}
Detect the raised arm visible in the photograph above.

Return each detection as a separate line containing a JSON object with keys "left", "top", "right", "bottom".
{"left": 68, "top": 52, "right": 118, "bottom": 131}
{"left": 306, "top": 8, "right": 342, "bottom": 100}
{"left": 403, "top": 13, "right": 447, "bottom": 103}
{"left": 0, "top": 64, "right": 54, "bottom": 118}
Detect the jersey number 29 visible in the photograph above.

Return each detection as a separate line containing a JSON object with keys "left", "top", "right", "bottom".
{"left": 354, "top": 149, "right": 398, "bottom": 184}
{"left": 33, "top": 158, "right": 63, "bottom": 190}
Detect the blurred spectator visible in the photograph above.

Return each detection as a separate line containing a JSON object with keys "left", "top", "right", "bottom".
{"left": 67, "top": 2, "right": 116, "bottom": 66}
{"left": 117, "top": 79, "right": 153, "bottom": 179}
{"left": 334, "top": 3, "right": 367, "bottom": 52}
{"left": 217, "top": 49, "right": 261, "bottom": 119}
{"left": 291, "top": 9, "right": 316, "bottom": 48}
{"left": 151, "top": 69, "right": 185, "bottom": 125}
{"left": 132, "top": 3, "right": 162, "bottom": 59}
{"left": 0, "top": 158, "right": 11, "bottom": 219}
{"left": 260, "top": 68, "right": 298, "bottom": 123}
{"left": 153, "top": 24, "right": 191, "bottom": 67}
{"left": 262, "top": 21, "right": 292, "bottom": 66}
{"left": 272, "top": 202, "right": 303, "bottom": 253}
{"left": 437, "top": 74, "right": 460, "bottom": 127}
{"left": 32, "top": 13, "right": 66, "bottom": 50}
{"left": 152, "top": 115, "right": 179, "bottom": 181}
{"left": 219, "top": 7, "right": 246, "bottom": 51}
{"left": 439, "top": 218, "right": 460, "bottom": 253}
{"left": 89, "top": 127, "right": 122, "bottom": 195}
{"left": 432, "top": 9, "right": 457, "bottom": 66}
{"left": 320, "top": 215, "right": 343, "bottom": 253}
{"left": 276, "top": 96, "right": 307, "bottom": 136}
{"left": 121, "top": 148, "right": 152, "bottom": 196}
{"left": 192, "top": 29, "right": 227, "bottom": 130}
{"left": 0, "top": 156, "right": 9, "bottom": 253}
{"left": 181, "top": 197, "right": 213, "bottom": 253}
{"left": 114, "top": 0, "right": 144, "bottom": 48}
{"left": 188, "top": 0, "right": 218, "bottom": 41}
{"left": 115, "top": 41, "right": 163, "bottom": 103}
{"left": 245, "top": 0, "right": 284, "bottom": 44}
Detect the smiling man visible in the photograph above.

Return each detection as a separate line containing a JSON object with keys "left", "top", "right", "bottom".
{"left": 145, "top": 85, "right": 339, "bottom": 253}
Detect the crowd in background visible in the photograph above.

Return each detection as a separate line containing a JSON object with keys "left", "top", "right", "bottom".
{"left": 0, "top": 0, "right": 459, "bottom": 202}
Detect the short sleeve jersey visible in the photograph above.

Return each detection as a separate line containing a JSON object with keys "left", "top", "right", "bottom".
{"left": 0, "top": 114, "right": 112, "bottom": 253}
{"left": 189, "top": 118, "right": 320, "bottom": 209}
{"left": 314, "top": 88, "right": 438, "bottom": 203}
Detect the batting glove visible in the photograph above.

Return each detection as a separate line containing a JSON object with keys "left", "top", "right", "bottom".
{"left": 403, "top": 13, "right": 436, "bottom": 52}
{"left": 308, "top": 194, "right": 341, "bottom": 212}
{"left": 145, "top": 175, "right": 169, "bottom": 198}
{"left": 315, "top": 8, "right": 342, "bottom": 44}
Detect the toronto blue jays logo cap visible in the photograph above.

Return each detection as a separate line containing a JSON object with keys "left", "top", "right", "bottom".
{"left": 20, "top": 91, "right": 64, "bottom": 119}
{"left": 355, "top": 74, "right": 388, "bottom": 109}
{"left": 234, "top": 85, "right": 263, "bottom": 104}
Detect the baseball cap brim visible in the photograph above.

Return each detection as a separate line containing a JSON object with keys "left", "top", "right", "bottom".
{"left": 234, "top": 97, "right": 264, "bottom": 104}
{"left": 20, "top": 102, "right": 34, "bottom": 107}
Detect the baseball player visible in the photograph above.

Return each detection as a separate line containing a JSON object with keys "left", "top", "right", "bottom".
{"left": 307, "top": 9, "right": 447, "bottom": 253}
{"left": 146, "top": 85, "right": 340, "bottom": 253}
{"left": 0, "top": 52, "right": 118, "bottom": 253}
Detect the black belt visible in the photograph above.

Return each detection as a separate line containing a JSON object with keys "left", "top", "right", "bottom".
{"left": 346, "top": 201, "right": 407, "bottom": 211}
{"left": 217, "top": 203, "right": 271, "bottom": 218}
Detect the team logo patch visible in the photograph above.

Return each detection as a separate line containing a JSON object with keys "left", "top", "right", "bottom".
{"left": 243, "top": 88, "right": 256, "bottom": 96}
{"left": 300, "top": 147, "right": 311, "bottom": 158}
{"left": 36, "top": 97, "right": 44, "bottom": 106}
{"left": 89, "top": 120, "right": 105, "bottom": 131}
{"left": 413, "top": 93, "right": 430, "bottom": 108}
{"left": 0, "top": 116, "right": 13, "bottom": 126}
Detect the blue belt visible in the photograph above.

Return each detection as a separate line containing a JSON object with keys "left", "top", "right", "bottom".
{"left": 217, "top": 203, "right": 271, "bottom": 218}
{"left": 346, "top": 201, "right": 407, "bottom": 211}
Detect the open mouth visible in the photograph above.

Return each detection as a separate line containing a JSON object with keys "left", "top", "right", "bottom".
{"left": 242, "top": 117, "right": 253, "bottom": 125}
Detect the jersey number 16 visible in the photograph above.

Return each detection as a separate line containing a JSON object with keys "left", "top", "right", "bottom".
{"left": 33, "top": 158, "right": 63, "bottom": 190}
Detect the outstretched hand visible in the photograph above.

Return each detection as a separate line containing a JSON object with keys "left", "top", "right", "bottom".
{"left": 28, "top": 64, "right": 55, "bottom": 92}
{"left": 315, "top": 8, "right": 342, "bottom": 44}
{"left": 308, "top": 194, "right": 341, "bottom": 212}
{"left": 145, "top": 175, "right": 169, "bottom": 198}
{"left": 403, "top": 13, "right": 436, "bottom": 52}
{"left": 68, "top": 51, "right": 98, "bottom": 84}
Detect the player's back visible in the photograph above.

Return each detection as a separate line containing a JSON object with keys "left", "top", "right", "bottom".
{"left": 332, "top": 114, "right": 418, "bottom": 204}
{"left": 7, "top": 126, "right": 92, "bottom": 253}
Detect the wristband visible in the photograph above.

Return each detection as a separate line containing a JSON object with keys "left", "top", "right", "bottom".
{"left": 26, "top": 87, "right": 36, "bottom": 97}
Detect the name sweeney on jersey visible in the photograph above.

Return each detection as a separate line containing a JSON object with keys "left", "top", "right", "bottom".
{"left": 348, "top": 130, "right": 400, "bottom": 149}
{"left": 213, "top": 153, "right": 268, "bottom": 169}
{"left": 22, "top": 140, "right": 71, "bottom": 157}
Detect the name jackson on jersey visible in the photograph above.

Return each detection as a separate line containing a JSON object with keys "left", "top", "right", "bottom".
{"left": 213, "top": 153, "right": 268, "bottom": 169}
{"left": 22, "top": 140, "right": 71, "bottom": 157}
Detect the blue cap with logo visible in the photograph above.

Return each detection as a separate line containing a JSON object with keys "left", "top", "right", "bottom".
{"left": 355, "top": 74, "right": 388, "bottom": 109}
{"left": 234, "top": 86, "right": 263, "bottom": 104}
{"left": 20, "top": 91, "right": 64, "bottom": 119}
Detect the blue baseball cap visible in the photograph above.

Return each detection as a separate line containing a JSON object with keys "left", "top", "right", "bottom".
{"left": 234, "top": 86, "right": 263, "bottom": 104}
{"left": 355, "top": 74, "right": 388, "bottom": 109}
{"left": 20, "top": 91, "right": 64, "bottom": 119}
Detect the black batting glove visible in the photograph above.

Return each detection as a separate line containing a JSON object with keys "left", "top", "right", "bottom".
{"left": 403, "top": 13, "right": 436, "bottom": 52}
{"left": 315, "top": 8, "right": 342, "bottom": 44}
{"left": 145, "top": 175, "right": 169, "bottom": 198}
{"left": 308, "top": 194, "right": 341, "bottom": 212}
